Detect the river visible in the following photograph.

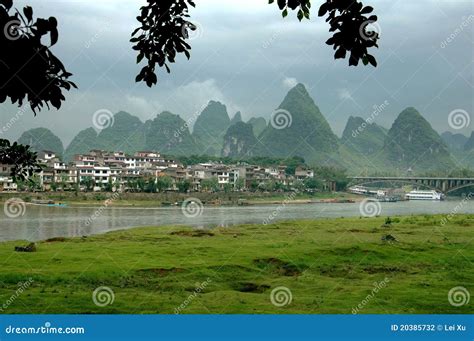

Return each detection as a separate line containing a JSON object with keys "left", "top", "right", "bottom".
{"left": 0, "top": 200, "right": 472, "bottom": 241}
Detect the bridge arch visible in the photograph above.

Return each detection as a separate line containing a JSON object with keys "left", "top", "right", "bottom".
{"left": 348, "top": 179, "right": 441, "bottom": 192}
{"left": 445, "top": 183, "right": 474, "bottom": 194}
{"left": 349, "top": 177, "right": 474, "bottom": 196}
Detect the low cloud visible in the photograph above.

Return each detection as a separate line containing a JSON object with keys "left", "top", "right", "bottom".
{"left": 282, "top": 77, "right": 298, "bottom": 89}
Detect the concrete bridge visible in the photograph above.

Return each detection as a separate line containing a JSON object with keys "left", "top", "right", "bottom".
{"left": 349, "top": 176, "right": 474, "bottom": 194}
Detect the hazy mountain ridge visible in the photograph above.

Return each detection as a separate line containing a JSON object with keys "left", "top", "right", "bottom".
{"left": 221, "top": 121, "right": 259, "bottom": 158}
{"left": 341, "top": 116, "right": 387, "bottom": 155}
{"left": 464, "top": 132, "right": 474, "bottom": 151}
{"left": 256, "top": 83, "right": 340, "bottom": 163}
{"left": 381, "top": 107, "right": 455, "bottom": 172}
{"left": 144, "top": 111, "right": 200, "bottom": 156}
{"left": 247, "top": 117, "right": 267, "bottom": 137}
{"left": 17, "top": 127, "right": 64, "bottom": 157}
{"left": 64, "top": 128, "right": 98, "bottom": 161}
{"left": 441, "top": 131, "right": 469, "bottom": 151}
{"left": 17, "top": 84, "right": 473, "bottom": 173}
{"left": 192, "top": 100, "right": 231, "bottom": 156}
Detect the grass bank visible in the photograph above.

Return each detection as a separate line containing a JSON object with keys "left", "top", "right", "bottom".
{"left": 0, "top": 215, "right": 472, "bottom": 314}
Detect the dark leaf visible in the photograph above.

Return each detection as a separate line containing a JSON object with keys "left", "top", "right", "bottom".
{"left": 23, "top": 6, "right": 33, "bottom": 22}
{"left": 334, "top": 47, "right": 346, "bottom": 59}
{"left": 50, "top": 26, "right": 58, "bottom": 46}
{"left": 318, "top": 3, "right": 328, "bottom": 17}
{"left": 361, "top": 6, "right": 373, "bottom": 14}
{"left": 366, "top": 54, "right": 377, "bottom": 67}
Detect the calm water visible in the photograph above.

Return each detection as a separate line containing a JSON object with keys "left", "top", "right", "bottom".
{"left": 1, "top": 200, "right": 473, "bottom": 241}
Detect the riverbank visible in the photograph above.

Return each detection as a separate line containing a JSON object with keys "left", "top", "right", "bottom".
{"left": 0, "top": 191, "right": 360, "bottom": 207}
{"left": 0, "top": 215, "right": 472, "bottom": 314}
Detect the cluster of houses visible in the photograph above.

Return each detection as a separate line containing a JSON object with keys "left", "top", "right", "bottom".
{"left": 0, "top": 150, "right": 323, "bottom": 193}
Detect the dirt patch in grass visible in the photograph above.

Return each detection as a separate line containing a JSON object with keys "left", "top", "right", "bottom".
{"left": 234, "top": 282, "right": 270, "bottom": 293}
{"left": 44, "top": 237, "right": 67, "bottom": 243}
{"left": 318, "top": 264, "right": 355, "bottom": 278}
{"left": 363, "top": 265, "right": 406, "bottom": 274}
{"left": 170, "top": 230, "right": 215, "bottom": 237}
{"left": 348, "top": 229, "right": 365, "bottom": 233}
{"left": 136, "top": 267, "right": 185, "bottom": 276}
{"left": 253, "top": 257, "right": 303, "bottom": 276}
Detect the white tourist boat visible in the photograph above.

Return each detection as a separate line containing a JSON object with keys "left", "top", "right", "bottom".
{"left": 405, "top": 190, "right": 444, "bottom": 200}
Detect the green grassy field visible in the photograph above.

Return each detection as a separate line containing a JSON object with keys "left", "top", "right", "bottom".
{"left": 0, "top": 215, "right": 472, "bottom": 314}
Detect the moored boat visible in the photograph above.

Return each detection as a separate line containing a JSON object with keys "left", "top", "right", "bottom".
{"left": 405, "top": 190, "right": 444, "bottom": 200}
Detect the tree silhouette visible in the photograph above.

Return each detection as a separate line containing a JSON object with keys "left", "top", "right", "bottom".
{"left": 132, "top": 0, "right": 380, "bottom": 86}
{"left": 0, "top": 0, "right": 76, "bottom": 112}
{"left": 0, "top": 139, "right": 40, "bottom": 181}
{"left": 0, "top": 0, "right": 75, "bottom": 179}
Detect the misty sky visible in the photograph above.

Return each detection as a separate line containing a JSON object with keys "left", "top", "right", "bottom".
{"left": 0, "top": 0, "right": 473, "bottom": 146}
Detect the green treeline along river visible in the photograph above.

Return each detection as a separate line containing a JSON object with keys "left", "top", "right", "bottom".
{"left": 0, "top": 200, "right": 473, "bottom": 242}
